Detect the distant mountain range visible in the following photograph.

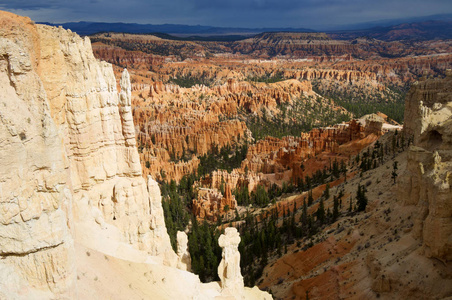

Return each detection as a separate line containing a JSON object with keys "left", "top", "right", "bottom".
{"left": 327, "top": 13, "right": 452, "bottom": 31}
{"left": 329, "top": 20, "right": 452, "bottom": 41}
{"left": 40, "top": 15, "right": 452, "bottom": 41}
{"left": 38, "top": 21, "right": 314, "bottom": 37}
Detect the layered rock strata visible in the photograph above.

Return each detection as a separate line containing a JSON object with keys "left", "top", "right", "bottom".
{"left": 134, "top": 77, "right": 315, "bottom": 182}
{"left": 192, "top": 184, "right": 237, "bottom": 221}
{"left": 218, "top": 227, "right": 245, "bottom": 298}
{"left": 240, "top": 117, "right": 384, "bottom": 182}
{"left": 399, "top": 71, "right": 452, "bottom": 261}
{"left": 0, "top": 11, "right": 270, "bottom": 299}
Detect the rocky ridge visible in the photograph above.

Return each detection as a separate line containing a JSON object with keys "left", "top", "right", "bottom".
{"left": 399, "top": 72, "right": 452, "bottom": 261}
{"left": 134, "top": 77, "right": 318, "bottom": 182}
{"left": 256, "top": 74, "right": 452, "bottom": 299}
{"left": 0, "top": 11, "right": 270, "bottom": 300}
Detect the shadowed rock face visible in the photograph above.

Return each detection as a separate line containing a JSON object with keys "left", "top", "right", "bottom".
{"left": 399, "top": 71, "right": 452, "bottom": 261}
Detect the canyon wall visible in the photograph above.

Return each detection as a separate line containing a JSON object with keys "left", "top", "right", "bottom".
{"left": 0, "top": 12, "right": 76, "bottom": 299}
{"left": 0, "top": 11, "right": 270, "bottom": 299}
{"left": 134, "top": 77, "right": 315, "bottom": 182}
{"left": 399, "top": 71, "right": 452, "bottom": 261}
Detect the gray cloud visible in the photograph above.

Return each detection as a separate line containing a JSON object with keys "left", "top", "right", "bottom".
{"left": 0, "top": 0, "right": 451, "bottom": 29}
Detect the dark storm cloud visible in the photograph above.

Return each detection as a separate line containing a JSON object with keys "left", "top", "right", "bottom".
{"left": 1, "top": 0, "right": 451, "bottom": 29}
{"left": 0, "top": 0, "right": 61, "bottom": 10}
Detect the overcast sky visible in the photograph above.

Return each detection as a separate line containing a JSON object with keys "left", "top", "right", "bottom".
{"left": 1, "top": 0, "right": 451, "bottom": 30}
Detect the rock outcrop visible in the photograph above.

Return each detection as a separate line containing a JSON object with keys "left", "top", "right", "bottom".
{"left": 192, "top": 185, "right": 237, "bottom": 221}
{"left": 92, "top": 42, "right": 164, "bottom": 70}
{"left": 133, "top": 76, "right": 315, "bottom": 182}
{"left": 241, "top": 117, "right": 385, "bottom": 183}
{"left": 218, "top": 227, "right": 245, "bottom": 298}
{"left": 176, "top": 231, "right": 191, "bottom": 271}
{"left": 0, "top": 11, "right": 269, "bottom": 300}
{"left": 210, "top": 170, "right": 265, "bottom": 194}
{"left": 399, "top": 71, "right": 452, "bottom": 261}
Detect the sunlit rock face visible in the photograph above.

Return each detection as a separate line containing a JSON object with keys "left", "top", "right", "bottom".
{"left": 218, "top": 227, "right": 245, "bottom": 298}
{"left": 0, "top": 10, "right": 271, "bottom": 300}
{"left": 0, "top": 10, "right": 175, "bottom": 298}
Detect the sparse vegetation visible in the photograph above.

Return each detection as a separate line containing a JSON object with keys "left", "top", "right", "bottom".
{"left": 245, "top": 96, "right": 350, "bottom": 141}
{"left": 312, "top": 81, "right": 407, "bottom": 123}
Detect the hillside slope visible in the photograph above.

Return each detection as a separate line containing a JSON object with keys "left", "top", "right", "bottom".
{"left": 257, "top": 73, "right": 452, "bottom": 299}
{"left": 0, "top": 10, "right": 270, "bottom": 300}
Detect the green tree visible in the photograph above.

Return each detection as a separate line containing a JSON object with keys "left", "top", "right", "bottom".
{"left": 333, "top": 195, "right": 339, "bottom": 221}
{"left": 316, "top": 198, "right": 325, "bottom": 224}
{"left": 356, "top": 184, "right": 368, "bottom": 212}
{"left": 307, "top": 190, "right": 314, "bottom": 206}
{"left": 391, "top": 161, "right": 398, "bottom": 184}
{"left": 301, "top": 199, "right": 308, "bottom": 227}
{"left": 324, "top": 183, "right": 330, "bottom": 199}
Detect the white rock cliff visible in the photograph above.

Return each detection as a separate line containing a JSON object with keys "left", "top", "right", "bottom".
{"left": 0, "top": 11, "right": 271, "bottom": 300}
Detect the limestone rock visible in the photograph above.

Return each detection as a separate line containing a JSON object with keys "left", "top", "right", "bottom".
{"left": 147, "top": 175, "right": 178, "bottom": 266}
{"left": 0, "top": 11, "right": 75, "bottom": 298}
{"left": 192, "top": 186, "right": 237, "bottom": 221}
{"left": 241, "top": 118, "right": 383, "bottom": 183}
{"left": 0, "top": 11, "right": 174, "bottom": 297}
{"left": 399, "top": 72, "right": 452, "bottom": 261}
{"left": 218, "top": 227, "right": 244, "bottom": 299}
{"left": 176, "top": 231, "right": 191, "bottom": 271}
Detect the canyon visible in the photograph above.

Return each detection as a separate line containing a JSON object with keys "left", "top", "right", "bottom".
{"left": 257, "top": 71, "right": 452, "bottom": 299}
{"left": 1, "top": 8, "right": 452, "bottom": 300}
{"left": 89, "top": 26, "right": 452, "bottom": 300}
{"left": 0, "top": 11, "right": 270, "bottom": 299}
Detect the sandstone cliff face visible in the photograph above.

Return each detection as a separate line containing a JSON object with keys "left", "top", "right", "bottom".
{"left": 240, "top": 118, "right": 380, "bottom": 183}
{"left": 0, "top": 12, "right": 75, "bottom": 299}
{"left": 399, "top": 71, "right": 452, "bottom": 261}
{"left": 0, "top": 11, "right": 173, "bottom": 297}
{"left": 92, "top": 42, "right": 164, "bottom": 70}
{"left": 33, "top": 23, "right": 176, "bottom": 264}
{"left": 0, "top": 11, "right": 270, "bottom": 299}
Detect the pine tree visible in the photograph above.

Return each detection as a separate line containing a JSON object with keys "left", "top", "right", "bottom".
{"left": 356, "top": 184, "right": 368, "bottom": 212}
{"left": 391, "top": 161, "right": 398, "bottom": 184}
{"left": 333, "top": 195, "right": 339, "bottom": 221}
{"left": 308, "top": 190, "right": 314, "bottom": 206}
{"left": 301, "top": 199, "right": 308, "bottom": 227}
{"left": 324, "top": 183, "right": 330, "bottom": 199}
{"left": 317, "top": 198, "right": 325, "bottom": 224}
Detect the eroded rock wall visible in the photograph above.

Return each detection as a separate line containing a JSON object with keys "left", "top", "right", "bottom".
{"left": 0, "top": 11, "right": 271, "bottom": 300}
{"left": 0, "top": 11, "right": 175, "bottom": 298}
{"left": 399, "top": 71, "right": 452, "bottom": 261}
{"left": 0, "top": 12, "right": 75, "bottom": 299}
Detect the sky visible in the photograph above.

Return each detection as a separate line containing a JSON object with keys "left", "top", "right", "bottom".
{"left": 0, "top": 0, "right": 451, "bottom": 30}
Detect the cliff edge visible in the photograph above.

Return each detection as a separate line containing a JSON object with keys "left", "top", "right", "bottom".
{"left": 399, "top": 71, "right": 452, "bottom": 261}
{"left": 0, "top": 11, "right": 270, "bottom": 299}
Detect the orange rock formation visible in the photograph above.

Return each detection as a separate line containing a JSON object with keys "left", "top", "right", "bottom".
{"left": 131, "top": 77, "right": 316, "bottom": 182}
{"left": 240, "top": 117, "right": 384, "bottom": 184}
{"left": 192, "top": 183, "right": 237, "bottom": 221}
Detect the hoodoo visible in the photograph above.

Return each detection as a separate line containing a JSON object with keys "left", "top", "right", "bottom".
{"left": 0, "top": 11, "right": 270, "bottom": 300}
